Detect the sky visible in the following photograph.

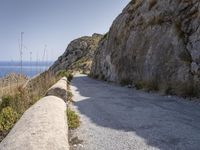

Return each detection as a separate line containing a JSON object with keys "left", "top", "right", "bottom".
{"left": 0, "top": 0, "right": 130, "bottom": 61}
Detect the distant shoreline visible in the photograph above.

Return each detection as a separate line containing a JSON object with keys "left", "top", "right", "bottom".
{"left": 0, "top": 61, "right": 53, "bottom": 66}
{"left": 0, "top": 61, "right": 53, "bottom": 78}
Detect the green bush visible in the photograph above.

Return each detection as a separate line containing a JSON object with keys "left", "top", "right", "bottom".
{"left": 0, "top": 107, "right": 18, "bottom": 132}
{"left": 102, "top": 32, "right": 108, "bottom": 40}
{"left": 0, "top": 94, "right": 21, "bottom": 113}
{"left": 57, "top": 70, "right": 73, "bottom": 82}
{"left": 0, "top": 95, "right": 13, "bottom": 111}
{"left": 145, "top": 80, "right": 159, "bottom": 92}
{"left": 67, "top": 90, "right": 73, "bottom": 102}
{"left": 175, "top": 83, "right": 198, "bottom": 98}
{"left": 67, "top": 108, "right": 80, "bottom": 130}
{"left": 135, "top": 81, "right": 146, "bottom": 90}
{"left": 1, "top": 92, "right": 26, "bottom": 114}
{"left": 120, "top": 79, "right": 132, "bottom": 86}
{"left": 163, "top": 86, "right": 174, "bottom": 95}
{"left": 134, "top": 80, "right": 159, "bottom": 91}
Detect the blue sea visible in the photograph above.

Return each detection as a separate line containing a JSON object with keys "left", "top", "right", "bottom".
{"left": 0, "top": 61, "right": 53, "bottom": 78}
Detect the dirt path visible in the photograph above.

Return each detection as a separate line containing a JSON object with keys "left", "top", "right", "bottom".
{"left": 70, "top": 74, "right": 200, "bottom": 150}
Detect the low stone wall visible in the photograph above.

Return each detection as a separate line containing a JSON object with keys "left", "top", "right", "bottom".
{"left": 46, "top": 77, "right": 67, "bottom": 101}
{"left": 0, "top": 78, "right": 69, "bottom": 150}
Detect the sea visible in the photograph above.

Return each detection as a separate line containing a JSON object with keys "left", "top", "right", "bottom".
{"left": 0, "top": 61, "right": 53, "bottom": 78}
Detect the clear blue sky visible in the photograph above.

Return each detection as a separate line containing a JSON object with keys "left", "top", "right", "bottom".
{"left": 0, "top": 0, "right": 130, "bottom": 61}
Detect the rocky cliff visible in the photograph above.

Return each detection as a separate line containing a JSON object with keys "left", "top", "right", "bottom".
{"left": 50, "top": 34, "right": 102, "bottom": 74}
{"left": 91, "top": 0, "right": 200, "bottom": 97}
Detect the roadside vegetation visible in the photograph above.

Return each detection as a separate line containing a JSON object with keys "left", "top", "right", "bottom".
{"left": 67, "top": 89, "right": 73, "bottom": 102}
{"left": 119, "top": 77, "right": 199, "bottom": 98}
{"left": 67, "top": 108, "right": 80, "bottom": 130}
{"left": 0, "top": 73, "right": 27, "bottom": 97}
{"left": 57, "top": 70, "right": 80, "bottom": 130}
{"left": 0, "top": 69, "right": 79, "bottom": 141}
{"left": 0, "top": 71, "right": 58, "bottom": 141}
{"left": 57, "top": 70, "right": 73, "bottom": 82}
{"left": 56, "top": 70, "right": 74, "bottom": 102}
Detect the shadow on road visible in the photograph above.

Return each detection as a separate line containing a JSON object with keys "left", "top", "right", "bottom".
{"left": 72, "top": 75, "right": 200, "bottom": 150}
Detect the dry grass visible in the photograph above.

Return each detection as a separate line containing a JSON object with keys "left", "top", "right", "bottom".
{"left": 174, "top": 82, "right": 199, "bottom": 98}
{"left": 134, "top": 80, "right": 159, "bottom": 92}
{"left": 67, "top": 85, "right": 73, "bottom": 102}
{"left": 148, "top": 15, "right": 165, "bottom": 26}
{"left": 127, "top": 0, "right": 143, "bottom": 14}
{"left": 0, "top": 71, "right": 58, "bottom": 141}
{"left": 0, "top": 81, "right": 26, "bottom": 98}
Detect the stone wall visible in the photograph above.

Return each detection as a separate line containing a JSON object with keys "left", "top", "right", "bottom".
{"left": 0, "top": 77, "right": 69, "bottom": 150}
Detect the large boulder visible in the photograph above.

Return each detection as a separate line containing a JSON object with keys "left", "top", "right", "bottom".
{"left": 49, "top": 33, "right": 103, "bottom": 74}
{"left": 91, "top": 0, "right": 200, "bottom": 97}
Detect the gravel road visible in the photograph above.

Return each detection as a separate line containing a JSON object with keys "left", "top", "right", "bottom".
{"left": 70, "top": 74, "right": 200, "bottom": 150}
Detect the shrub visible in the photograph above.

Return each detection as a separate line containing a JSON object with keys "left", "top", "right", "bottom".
{"left": 57, "top": 70, "right": 73, "bottom": 82}
{"left": 0, "top": 95, "right": 13, "bottom": 111}
{"left": 67, "top": 90, "right": 73, "bottom": 102}
{"left": 0, "top": 107, "right": 18, "bottom": 132}
{"left": 67, "top": 108, "right": 80, "bottom": 129}
{"left": 135, "top": 81, "right": 146, "bottom": 90}
{"left": 175, "top": 83, "right": 198, "bottom": 98}
{"left": 134, "top": 80, "right": 159, "bottom": 91}
{"left": 145, "top": 80, "right": 159, "bottom": 92}
{"left": 120, "top": 79, "right": 132, "bottom": 86}
{"left": 0, "top": 93, "right": 24, "bottom": 114}
{"left": 163, "top": 85, "right": 174, "bottom": 95}
{"left": 102, "top": 32, "right": 108, "bottom": 40}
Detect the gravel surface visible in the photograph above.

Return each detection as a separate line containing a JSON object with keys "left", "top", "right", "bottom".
{"left": 70, "top": 74, "right": 200, "bottom": 150}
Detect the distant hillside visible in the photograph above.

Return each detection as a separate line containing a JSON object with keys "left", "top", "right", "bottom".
{"left": 49, "top": 33, "right": 103, "bottom": 74}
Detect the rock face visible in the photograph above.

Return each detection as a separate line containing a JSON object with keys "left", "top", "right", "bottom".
{"left": 50, "top": 33, "right": 103, "bottom": 74}
{"left": 91, "top": 0, "right": 200, "bottom": 96}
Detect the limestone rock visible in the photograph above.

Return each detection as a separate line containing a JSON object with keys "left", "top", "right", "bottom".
{"left": 50, "top": 33, "right": 103, "bottom": 74}
{"left": 91, "top": 0, "right": 200, "bottom": 96}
